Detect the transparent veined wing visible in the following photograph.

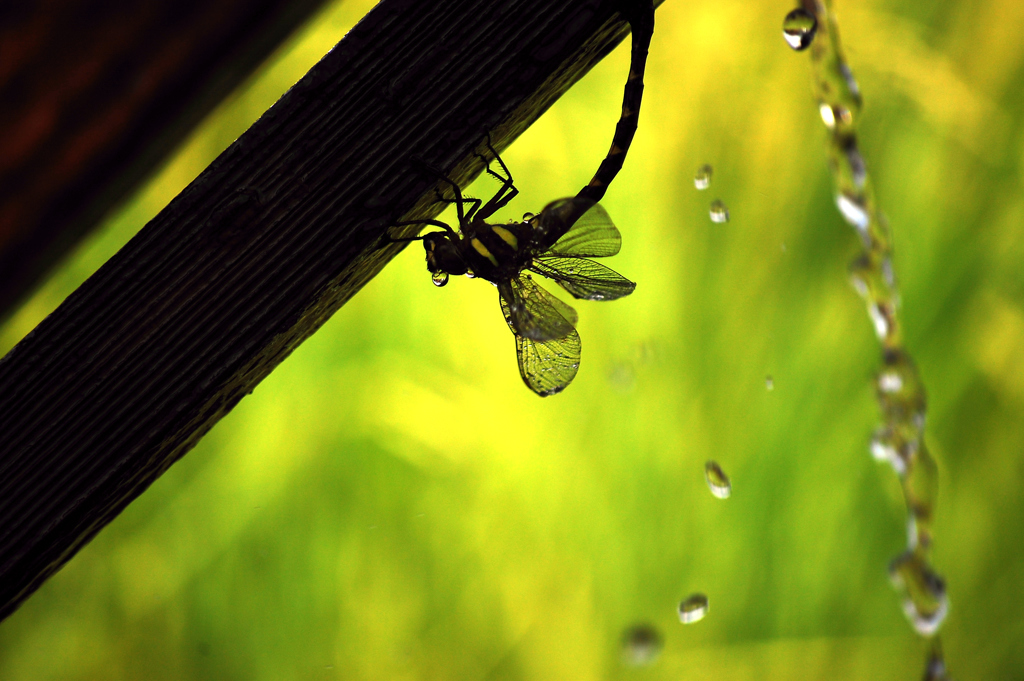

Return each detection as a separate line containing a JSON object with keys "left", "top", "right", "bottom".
{"left": 498, "top": 278, "right": 582, "bottom": 396}
{"left": 497, "top": 275, "right": 578, "bottom": 342}
{"left": 528, "top": 256, "right": 636, "bottom": 301}
{"left": 539, "top": 199, "right": 623, "bottom": 258}
{"left": 512, "top": 328, "right": 581, "bottom": 396}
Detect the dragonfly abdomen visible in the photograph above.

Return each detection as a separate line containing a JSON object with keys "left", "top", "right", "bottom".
{"left": 576, "top": 1, "right": 654, "bottom": 204}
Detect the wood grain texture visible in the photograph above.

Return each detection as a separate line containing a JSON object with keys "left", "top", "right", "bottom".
{"left": 0, "top": 0, "right": 660, "bottom": 621}
{"left": 0, "top": 0, "right": 331, "bottom": 320}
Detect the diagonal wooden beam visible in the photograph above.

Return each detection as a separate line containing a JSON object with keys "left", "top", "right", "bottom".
{"left": 0, "top": 0, "right": 333, "bottom": 321}
{"left": 0, "top": 0, "right": 663, "bottom": 622}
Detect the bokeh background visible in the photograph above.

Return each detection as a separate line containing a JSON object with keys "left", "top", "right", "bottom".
{"left": 2, "top": 0, "right": 1022, "bottom": 678}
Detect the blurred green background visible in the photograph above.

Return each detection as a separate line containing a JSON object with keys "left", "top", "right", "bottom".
{"left": 2, "top": 0, "right": 1023, "bottom": 678}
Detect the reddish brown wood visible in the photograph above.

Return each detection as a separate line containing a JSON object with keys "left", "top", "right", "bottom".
{"left": 0, "top": 0, "right": 660, "bottom": 621}
{"left": 0, "top": 0, "right": 331, "bottom": 320}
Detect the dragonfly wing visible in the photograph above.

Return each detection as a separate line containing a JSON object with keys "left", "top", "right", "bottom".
{"left": 513, "top": 328, "right": 581, "bottom": 397}
{"left": 497, "top": 275, "right": 582, "bottom": 395}
{"left": 498, "top": 275, "right": 577, "bottom": 341}
{"left": 542, "top": 200, "right": 623, "bottom": 258}
{"left": 529, "top": 256, "right": 637, "bottom": 301}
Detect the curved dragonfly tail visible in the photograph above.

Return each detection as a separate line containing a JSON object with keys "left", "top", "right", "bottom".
{"left": 577, "top": 0, "right": 655, "bottom": 205}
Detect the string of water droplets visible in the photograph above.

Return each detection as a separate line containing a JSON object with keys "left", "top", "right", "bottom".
{"left": 786, "top": 2, "right": 951, "bottom": 678}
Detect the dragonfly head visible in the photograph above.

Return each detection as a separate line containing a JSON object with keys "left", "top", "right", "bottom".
{"left": 423, "top": 232, "right": 467, "bottom": 277}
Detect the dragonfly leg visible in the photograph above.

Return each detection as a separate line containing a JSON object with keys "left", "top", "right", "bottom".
{"left": 384, "top": 219, "right": 458, "bottom": 244}
{"left": 436, "top": 196, "right": 481, "bottom": 221}
{"left": 474, "top": 136, "right": 520, "bottom": 221}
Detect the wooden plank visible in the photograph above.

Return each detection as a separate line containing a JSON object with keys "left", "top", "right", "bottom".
{"left": 0, "top": 0, "right": 332, "bottom": 320}
{"left": 0, "top": 0, "right": 658, "bottom": 620}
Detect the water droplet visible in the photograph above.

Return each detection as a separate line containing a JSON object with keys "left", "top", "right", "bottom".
{"left": 431, "top": 271, "right": 449, "bottom": 287}
{"left": 819, "top": 103, "right": 836, "bottom": 128}
{"left": 836, "top": 193, "right": 870, "bottom": 232}
{"left": 465, "top": 269, "right": 477, "bottom": 279}
{"left": 907, "top": 515, "right": 919, "bottom": 551}
{"left": 704, "top": 461, "right": 732, "bottom": 499}
{"left": 766, "top": 375, "right": 774, "bottom": 391}
{"left": 782, "top": 8, "right": 817, "bottom": 51}
{"left": 694, "top": 164, "right": 713, "bottom": 190}
{"left": 870, "top": 434, "right": 905, "bottom": 474}
{"left": 881, "top": 257, "right": 895, "bottom": 288}
{"left": 678, "top": 593, "right": 709, "bottom": 624}
{"left": 922, "top": 643, "right": 950, "bottom": 681}
{"left": 709, "top": 200, "right": 730, "bottom": 223}
{"left": 522, "top": 212, "right": 535, "bottom": 221}
{"left": 845, "top": 144, "right": 867, "bottom": 188}
{"left": 868, "top": 302, "right": 891, "bottom": 340}
{"left": 889, "top": 551, "right": 949, "bottom": 636}
{"left": 621, "top": 624, "right": 662, "bottom": 666}
{"left": 839, "top": 63, "right": 861, "bottom": 98}
{"left": 878, "top": 371, "right": 903, "bottom": 393}
{"left": 850, "top": 274, "right": 869, "bottom": 298}
{"left": 870, "top": 422, "right": 923, "bottom": 477}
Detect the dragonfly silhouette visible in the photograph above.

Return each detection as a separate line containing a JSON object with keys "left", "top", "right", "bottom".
{"left": 393, "top": 150, "right": 635, "bottom": 395}
{"left": 389, "top": 1, "right": 654, "bottom": 395}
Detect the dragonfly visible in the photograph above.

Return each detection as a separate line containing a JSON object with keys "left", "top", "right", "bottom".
{"left": 390, "top": 150, "right": 635, "bottom": 396}
{"left": 388, "top": 0, "right": 654, "bottom": 395}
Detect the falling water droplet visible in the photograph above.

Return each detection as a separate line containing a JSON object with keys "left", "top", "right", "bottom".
{"left": 704, "top": 461, "right": 732, "bottom": 499}
{"left": 868, "top": 302, "right": 891, "bottom": 340}
{"left": 709, "top": 200, "right": 730, "bottom": 223}
{"left": 678, "top": 594, "right": 709, "bottom": 624}
{"left": 621, "top": 624, "right": 662, "bottom": 666}
{"left": 839, "top": 63, "right": 861, "bottom": 98}
{"left": 889, "top": 551, "right": 949, "bottom": 636}
{"left": 694, "top": 164, "right": 713, "bottom": 190}
{"left": 766, "top": 375, "right": 775, "bottom": 391}
{"left": 922, "top": 643, "right": 950, "bottom": 681}
{"left": 850, "top": 274, "right": 869, "bottom": 298}
{"left": 836, "top": 193, "right": 870, "bottom": 232}
{"left": 870, "top": 426, "right": 915, "bottom": 476}
{"left": 782, "top": 8, "right": 818, "bottom": 51}
{"left": 881, "top": 257, "right": 896, "bottom": 288}
{"left": 845, "top": 143, "right": 867, "bottom": 188}
{"left": 819, "top": 103, "right": 836, "bottom": 128}
{"left": 878, "top": 371, "right": 903, "bottom": 393}
{"left": 870, "top": 435, "right": 902, "bottom": 470}
{"left": 431, "top": 271, "right": 450, "bottom": 287}
{"left": 907, "top": 515, "right": 919, "bottom": 551}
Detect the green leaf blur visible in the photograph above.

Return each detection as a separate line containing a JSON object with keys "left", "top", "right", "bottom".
{"left": 2, "top": 0, "right": 1022, "bottom": 678}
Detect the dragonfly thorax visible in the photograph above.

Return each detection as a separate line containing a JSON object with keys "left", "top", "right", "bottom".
{"left": 424, "top": 220, "right": 536, "bottom": 285}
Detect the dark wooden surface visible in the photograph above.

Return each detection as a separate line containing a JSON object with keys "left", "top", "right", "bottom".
{"left": 0, "top": 0, "right": 658, "bottom": 621}
{"left": 0, "top": 0, "right": 332, "bottom": 320}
